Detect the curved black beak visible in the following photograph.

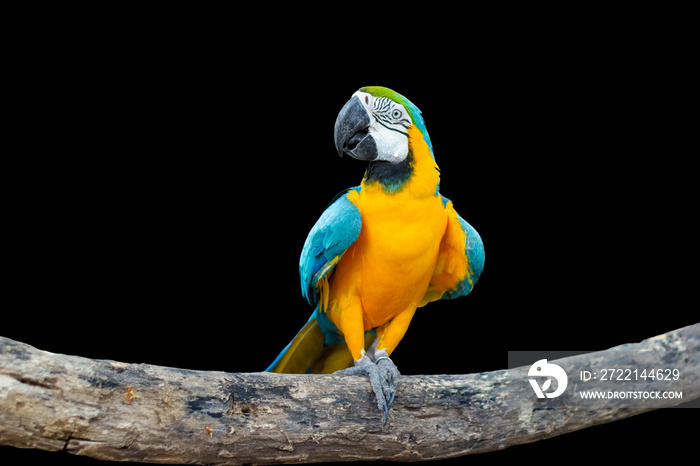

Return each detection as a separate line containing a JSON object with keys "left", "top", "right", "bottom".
{"left": 333, "top": 96, "right": 378, "bottom": 161}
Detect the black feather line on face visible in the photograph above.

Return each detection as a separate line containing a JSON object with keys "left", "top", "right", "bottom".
{"left": 363, "top": 150, "right": 414, "bottom": 193}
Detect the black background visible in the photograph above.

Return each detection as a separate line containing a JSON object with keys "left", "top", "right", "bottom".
{"left": 2, "top": 21, "right": 697, "bottom": 465}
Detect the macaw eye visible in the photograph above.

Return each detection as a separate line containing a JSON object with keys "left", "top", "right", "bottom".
{"left": 391, "top": 109, "right": 402, "bottom": 119}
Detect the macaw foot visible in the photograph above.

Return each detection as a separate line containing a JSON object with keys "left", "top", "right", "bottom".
{"left": 337, "top": 352, "right": 400, "bottom": 425}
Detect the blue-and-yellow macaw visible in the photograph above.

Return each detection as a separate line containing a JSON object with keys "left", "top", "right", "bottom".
{"left": 266, "top": 86, "right": 484, "bottom": 421}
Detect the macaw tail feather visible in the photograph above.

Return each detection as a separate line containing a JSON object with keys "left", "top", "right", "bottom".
{"left": 265, "top": 318, "right": 325, "bottom": 374}
{"left": 310, "top": 333, "right": 377, "bottom": 374}
{"left": 266, "top": 316, "right": 376, "bottom": 374}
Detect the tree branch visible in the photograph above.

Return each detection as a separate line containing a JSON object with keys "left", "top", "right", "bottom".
{"left": 1, "top": 324, "right": 698, "bottom": 464}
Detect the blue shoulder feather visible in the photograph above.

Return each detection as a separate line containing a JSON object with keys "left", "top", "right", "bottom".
{"left": 299, "top": 187, "right": 362, "bottom": 306}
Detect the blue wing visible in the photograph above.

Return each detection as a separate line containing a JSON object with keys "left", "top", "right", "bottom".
{"left": 438, "top": 195, "right": 485, "bottom": 300}
{"left": 300, "top": 187, "right": 362, "bottom": 307}
{"left": 442, "top": 211, "right": 485, "bottom": 299}
{"left": 267, "top": 186, "right": 363, "bottom": 374}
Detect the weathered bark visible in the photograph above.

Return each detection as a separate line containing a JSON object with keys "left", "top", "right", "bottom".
{"left": 1, "top": 324, "right": 698, "bottom": 464}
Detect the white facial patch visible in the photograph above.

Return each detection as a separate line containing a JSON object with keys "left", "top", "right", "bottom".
{"left": 369, "top": 123, "right": 409, "bottom": 162}
{"left": 352, "top": 91, "right": 412, "bottom": 163}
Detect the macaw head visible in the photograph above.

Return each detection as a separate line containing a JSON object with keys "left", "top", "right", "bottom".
{"left": 334, "top": 86, "right": 434, "bottom": 164}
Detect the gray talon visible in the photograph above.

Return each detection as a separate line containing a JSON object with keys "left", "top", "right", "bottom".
{"left": 337, "top": 355, "right": 399, "bottom": 425}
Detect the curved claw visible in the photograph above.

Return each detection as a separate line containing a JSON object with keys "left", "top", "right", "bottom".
{"left": 377, "top": 357, "right": 399, "bottom": 410}
{"left": 337, "top": 355, "right": 400, "bottom": 425}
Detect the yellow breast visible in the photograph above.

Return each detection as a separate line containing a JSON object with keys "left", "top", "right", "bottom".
{"left": 354, "top": 191, "right": 447, "bottom": 328}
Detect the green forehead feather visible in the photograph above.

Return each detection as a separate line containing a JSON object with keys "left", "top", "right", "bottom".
{"left": 359, "top": 86, "right": 434, "bottom": 156}
{"left": 360, "top": 86, "right": 406, "bottom": 103}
